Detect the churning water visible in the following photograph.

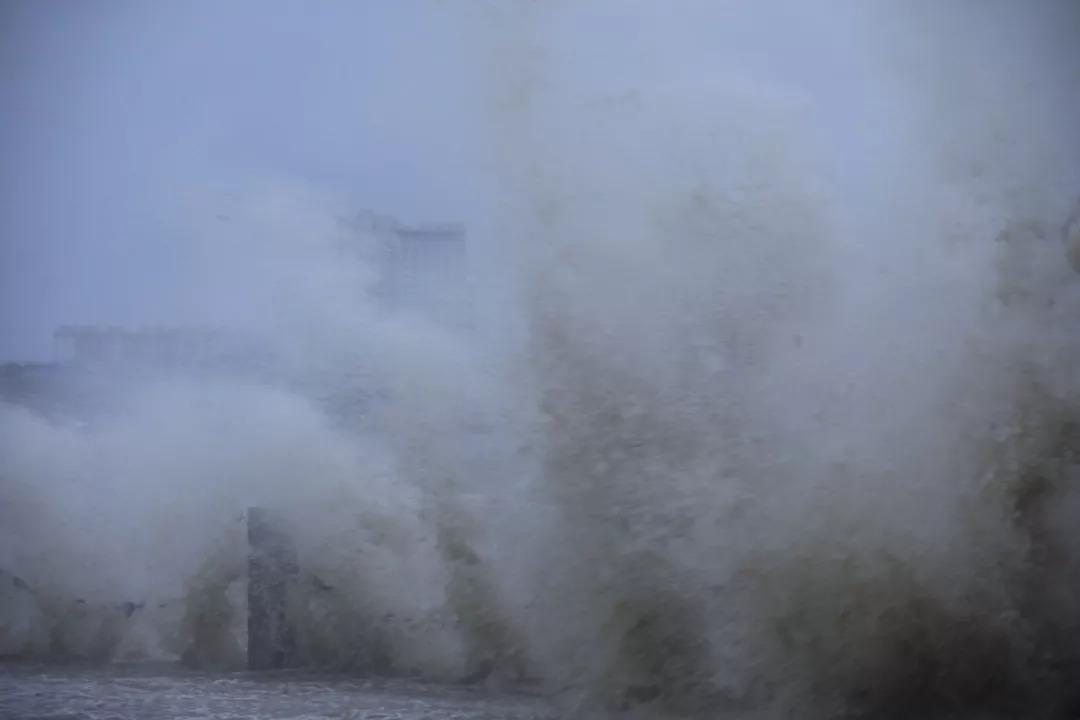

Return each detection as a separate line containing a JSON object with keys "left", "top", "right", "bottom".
{"left": 3, "top": 2, "right": 1080, "bottom": 718}
{"left": 0, "top": 663, "right": 558, "bottom": 719}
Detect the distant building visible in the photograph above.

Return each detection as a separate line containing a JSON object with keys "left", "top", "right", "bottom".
{"left": 0, "top": 326, "right": 277, "bottom": 422}
{"left": 52, "top": 326, "right": 273, "bottom": 376}
{"left": 341, "top": 211, "right": 470, "bottom": 327}
{"left": 2, "top": 211, "right": 470, "bottom": 425}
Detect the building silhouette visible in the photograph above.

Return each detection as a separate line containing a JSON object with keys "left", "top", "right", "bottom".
{"left": 1, "top": 212, "right": 470, "bottom": 424}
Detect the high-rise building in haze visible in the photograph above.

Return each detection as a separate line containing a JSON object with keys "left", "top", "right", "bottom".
{"left": 342, "top": 211, "right": 470, "bottom": 328}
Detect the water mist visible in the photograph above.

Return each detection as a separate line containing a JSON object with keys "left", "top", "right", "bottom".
{"left": 2, "top": 2, "right": 1080, "bottom": 719}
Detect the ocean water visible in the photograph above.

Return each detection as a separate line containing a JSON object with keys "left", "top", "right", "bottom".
{"left": 0, "top": 663, "right": 557, "bottom": 720}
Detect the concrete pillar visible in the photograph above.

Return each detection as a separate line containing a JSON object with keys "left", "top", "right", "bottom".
{"left": 246, "top": 507, "right": 298, "bottom": 670}
{"left": 1065, "top": 199, "right": 1080, "bottom": 275}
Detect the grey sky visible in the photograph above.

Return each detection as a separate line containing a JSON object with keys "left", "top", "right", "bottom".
{"left": 1, "top": 0, "right": 482, "bottom": 360}
{"left": 3, "top": 1, "right": 1078, "bottom": 361}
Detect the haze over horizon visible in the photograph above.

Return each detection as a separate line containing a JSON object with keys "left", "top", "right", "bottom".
{"left": 9, "top": 1, "right": 1076, "bottom": 360}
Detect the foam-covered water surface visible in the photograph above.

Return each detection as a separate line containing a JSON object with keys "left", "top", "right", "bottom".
{"left": 0, "top": 663, "right": 557, "bottom": 720}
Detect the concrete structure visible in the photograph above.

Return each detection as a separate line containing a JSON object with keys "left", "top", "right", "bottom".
{"left": 1065, "top": 197, "right": 1080, "bottom": 274}
{"left": 246, "top": 507, "right": 299, "bottom": 670}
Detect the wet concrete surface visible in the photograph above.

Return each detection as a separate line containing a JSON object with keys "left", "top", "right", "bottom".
{"left": 0, "top": 663, "right": 559, "bottom": 720}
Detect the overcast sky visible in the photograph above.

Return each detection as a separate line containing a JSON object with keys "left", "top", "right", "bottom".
{"left": 2, "top": 1, "right": 1078, "bottom": 361}
{"left": 1, "top": 0, "right": 488, "bottom": 360}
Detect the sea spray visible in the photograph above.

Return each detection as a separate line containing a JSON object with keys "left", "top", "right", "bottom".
{"left": 469, "top": 3, "right": 1080, "bottom": 716}
{"left": 1, "top": 2, "right": 1079, "bottom": 718}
